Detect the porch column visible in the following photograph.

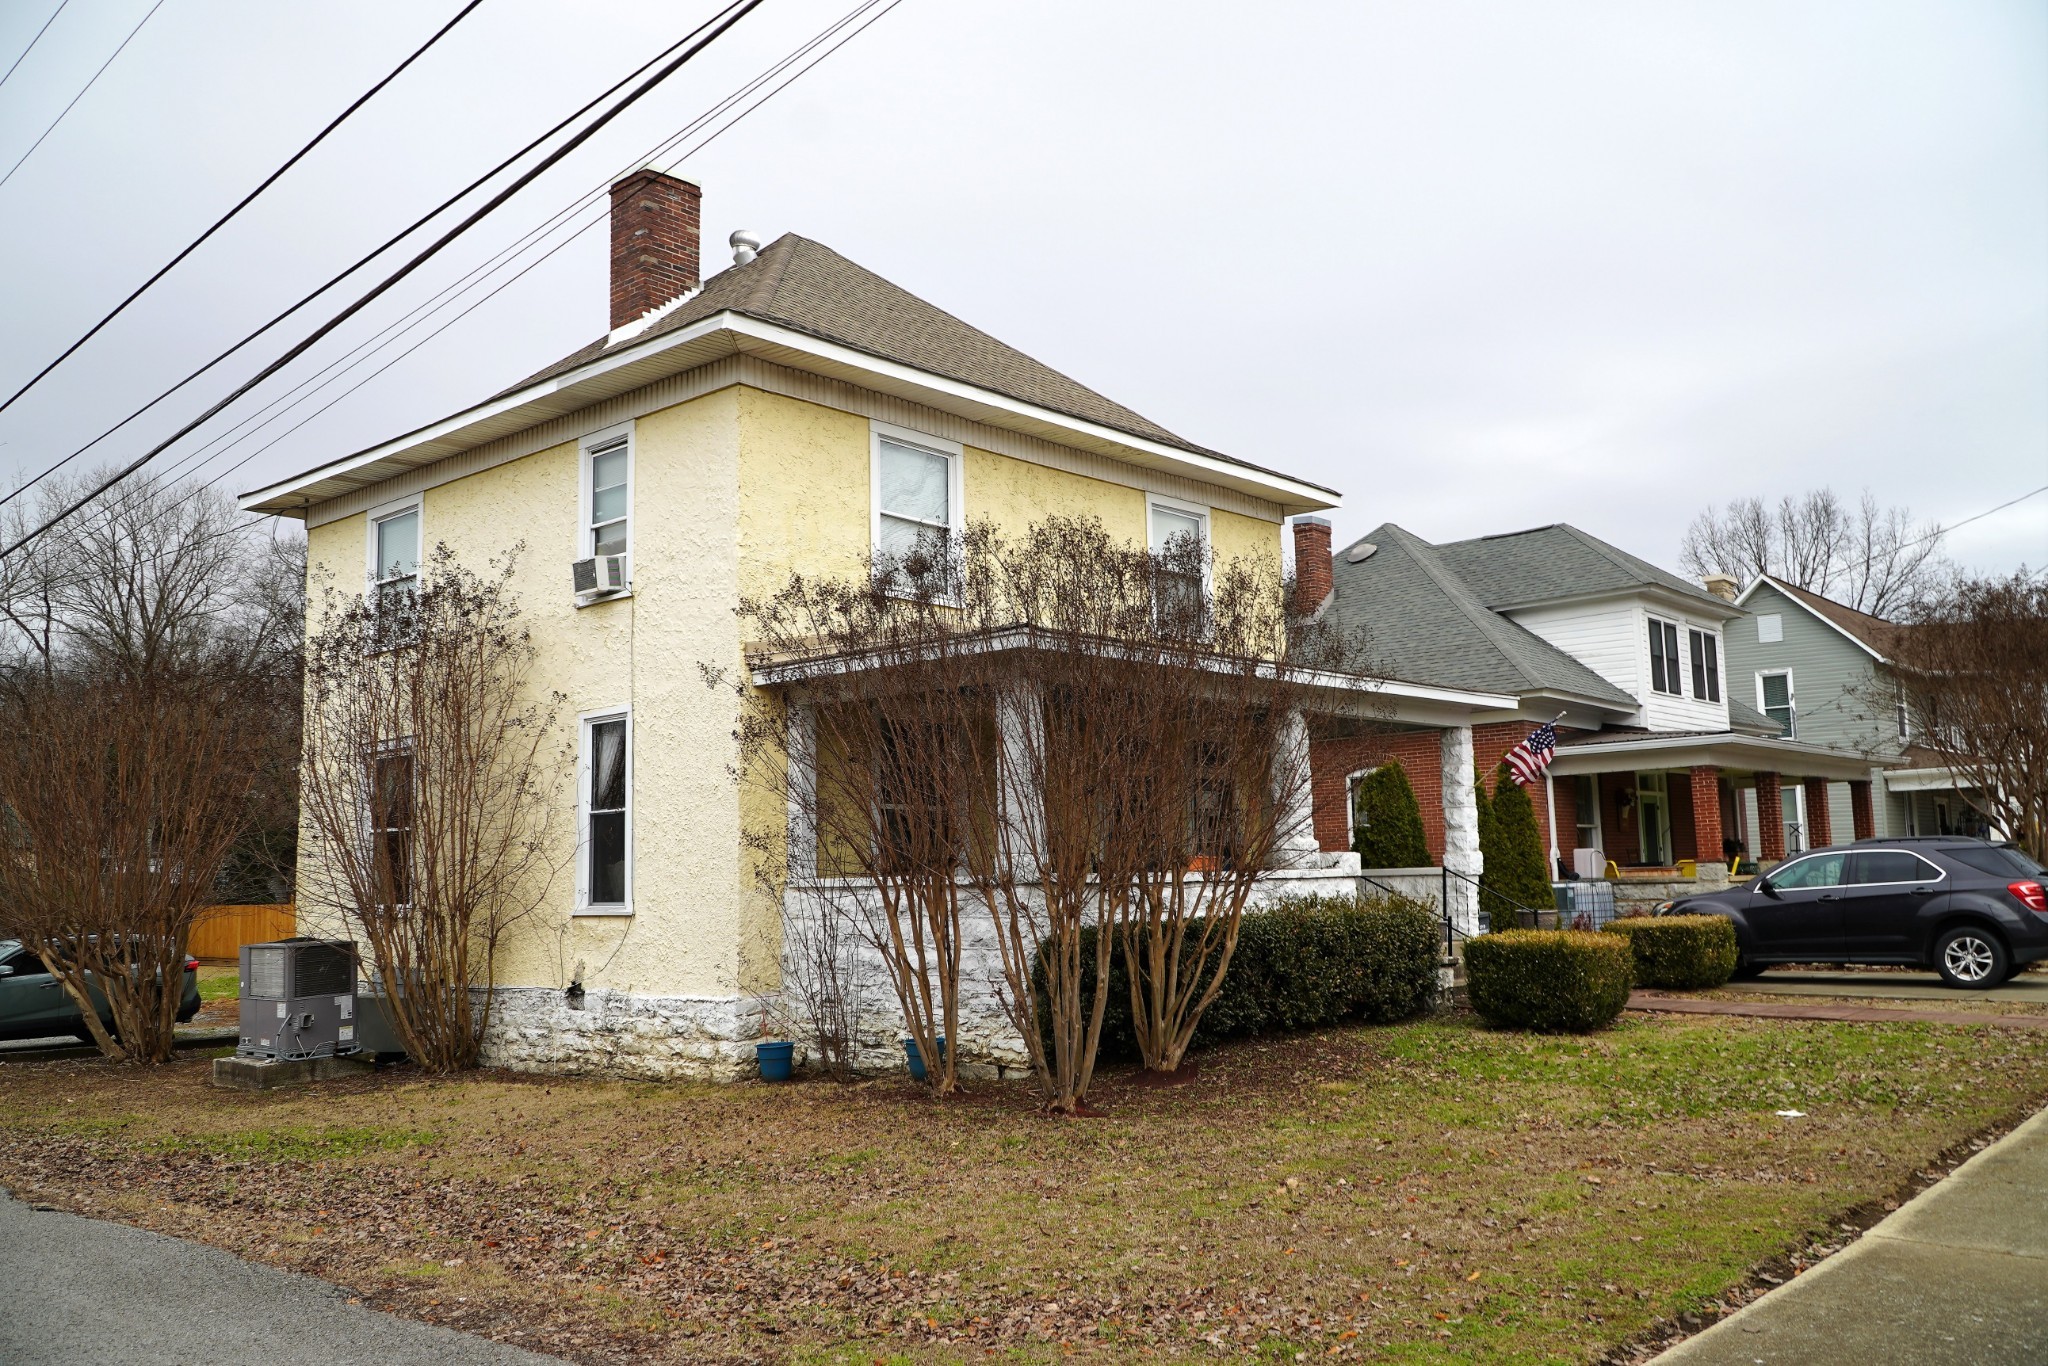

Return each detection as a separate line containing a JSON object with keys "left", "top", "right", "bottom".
{"left": 1755, "top": 772, "right": 1784, "bottom": 862}
{"left": 786, "top": 700, "right": 818, "bottom": 881}
{"left": 1688, "top": 766, "right": 1723, "bottom": 868}
{"left": 1270, "top": 707, "right": 1321, "bottom": 869}
{"left": 996, "top": 686, "right": 1046, "bottom": 882}
{"left": 1804, "top": 776, "right": 1834, "bottom": 846}
{"left": 1850, "top": 779, "right": 1875, "bottom": 841}
{"left": 1440, "top": 725, "right": 1482, "bottom": 937}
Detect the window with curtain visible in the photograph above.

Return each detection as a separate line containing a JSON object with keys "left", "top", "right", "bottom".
{"left": 1689, "top": 629, "right": 1720, "bottom": 702}
{"left": 1647, "top": 618, "right": 1682, "bottom": 695}
{"left": 369, "top": 750, "right": 414, "bottom": 907}
{"left": 372, "top": 506, "right": 419, "bottom": 619}
{"left": 876, "top": 437, "right": 954, "bottom": 569}
{"left": 588, "top": 436, "right": 629, "bottom": 558}
{"left": 586, "top": 715, "right": 629, "bottom": 909}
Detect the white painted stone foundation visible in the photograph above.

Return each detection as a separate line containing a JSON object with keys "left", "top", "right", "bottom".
{"left": 477, "top": 986, "right": 765, "bottom": 1081}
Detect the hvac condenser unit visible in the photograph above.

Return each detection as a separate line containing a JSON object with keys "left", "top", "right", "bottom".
{"left": 237, "top": 938, "right": 360, "bottom": 1061}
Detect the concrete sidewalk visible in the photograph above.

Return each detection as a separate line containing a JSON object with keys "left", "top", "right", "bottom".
{"left": 0, "top": 1190, "right": 562, "bottom": 1365}
{"left": 1629, "top": 993, "right": 2048, "bottom": 1030}
{"left": 1722, "top": 969, "right": 2048, "bottom": 1006}
{"left": 1651, "top": 1103, "right": 2048, "bottom": 1364}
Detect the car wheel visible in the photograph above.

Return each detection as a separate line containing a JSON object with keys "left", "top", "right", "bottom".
{"left": 1730, "top": 956, "right": 1766, "bottom": 980}
{"left": 1935, "top": 927, "right": 2008, "bottom": 990}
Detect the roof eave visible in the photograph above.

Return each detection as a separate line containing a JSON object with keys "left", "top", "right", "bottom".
{"left": 240, "top": 312, "right": 1341, "bottom": 518}
{"left": 1733, "top": 575, "right": 1890, "bottom": 662}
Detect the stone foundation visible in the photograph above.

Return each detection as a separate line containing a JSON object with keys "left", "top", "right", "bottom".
{"left": 478, "top": 986, "right": 766, "bottom": 1081}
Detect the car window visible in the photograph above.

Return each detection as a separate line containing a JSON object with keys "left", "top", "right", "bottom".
{"left": 1946, "top": 846, "right": 2046, "bottom": 879}
{"left": 1767, "top": 852, "right": 1848, "bottom": 890}
{"left": 1850, "top": 851, "right": 1940, "bottom": 885}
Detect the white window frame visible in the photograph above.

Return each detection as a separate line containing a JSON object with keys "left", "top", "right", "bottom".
{"left": 362, "top": 737, "right": 416, "bottom": 913}
{"left": 578, "top": 422, "right": 635, "bottom": 599}
{"left": 1757, "top": 613, "right": 1784, "bottom": 644}
{"left": 1573, "top": 773, "right": 1602, "bottom": 854}
{"left": 1757, "top": 669, "right": 1796, "bottom": 738}
{"left": 869, "top": 421, "right": 963, "bottom": 596}
{"left": 1147, "top": 492, "right": 1213, "bottom": 621}
{"left": 576, "top": 706, "right": 633, "bottom": 917}
{"left": 1344, "top": 766, "right": 1376, "bottom": 848}
{"left": 1646, "top": 615, "right": 1683, "bottom": 697}
{"left": 364, "top": 495, "right": 422, "bottom": 592}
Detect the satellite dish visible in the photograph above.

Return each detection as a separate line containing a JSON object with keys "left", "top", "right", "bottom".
{"left": 1345, "top": 542, "right": 1378, "bottom": 563}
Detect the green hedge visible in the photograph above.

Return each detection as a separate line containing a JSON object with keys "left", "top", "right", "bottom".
{"left": 1032, "top": 893, "right": 1442, "bottom": 1063}
{"left": 1463, "top": 930, "right": 1633, "bottom": 1033}
{"left": 1601, "top": 914, "right": 1739, "bottom": 989}
{"left": 1351, "top": 763, "right": 1430, "bottom": 868}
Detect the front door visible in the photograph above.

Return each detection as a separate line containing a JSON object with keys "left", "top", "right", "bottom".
{"left": 1637, "top": 773, "right": 1670, "bottom": 865}
{"left": 1842, "top": 849, "right": 1947, "bottom": 962}
{"left": 1748, "top": 850, "right": 1849, "bottom": 958}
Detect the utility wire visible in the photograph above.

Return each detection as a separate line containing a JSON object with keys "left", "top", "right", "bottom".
{"left": 8, "top": 0, "right": 906, "bottom": 594}
{"left": 0, "top": 0, "right": 751, "bottom": 515}
{"left": 0, "top": 0, "right": 161, "bottom": 191}
{"left": 0, "top": 0, "right": 767, "bottom": 561}
{"left": 1899, "top": 482, "right": 2048, "bottom": 551}
{"left": 0, "top": 0, "right": 486, "bottom": 421}
{"left": 0, "top": 0, "right": 71, "bottom": 95}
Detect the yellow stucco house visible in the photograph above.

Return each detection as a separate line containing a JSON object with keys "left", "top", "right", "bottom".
{"left": 242, "top": 169, "right": 1429, "bottom": 1077}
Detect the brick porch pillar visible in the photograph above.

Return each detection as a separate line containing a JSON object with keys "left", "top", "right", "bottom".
{"left": 1689, "top": 766, "right": 1724, "bottom": 868}
{"left": 1849, "top": 779, "right": 1875, "bottom": 841}
{"left": 1804, "top": 776, "right": 1833, "bottom": 846}
{"left": 1755, "top": 773, "right": 1784, "bottom": 862}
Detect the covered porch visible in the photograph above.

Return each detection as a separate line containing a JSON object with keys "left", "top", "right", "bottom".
{"left": 1545, "top": 732, "right": 1895, "bottom": 885}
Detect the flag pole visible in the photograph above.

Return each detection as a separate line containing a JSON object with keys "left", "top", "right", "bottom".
{"left": 1544, "top": 710, "right": 1565, "bottom": 878}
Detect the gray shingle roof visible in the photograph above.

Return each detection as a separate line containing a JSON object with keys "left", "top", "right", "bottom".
{"left": 1433, "top": 524, "right": 1734, "bottom": 613}
{"left": 500, "top": 233, "right": 1323, "bottom": 491}
{"left": 1322, "top": 524, "right": 1640, "bottom": 706}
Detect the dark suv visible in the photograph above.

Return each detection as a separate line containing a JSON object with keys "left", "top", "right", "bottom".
{"left": 1665, "top": 837, "right": 2048, "bottom": 989}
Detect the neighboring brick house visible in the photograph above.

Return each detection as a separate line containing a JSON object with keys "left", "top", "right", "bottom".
{"left": 1725, "top": 575, "right": 1999, "bottom": 845}
{"left": 1291, "top": 519, "right": 1893, "bottom": 920}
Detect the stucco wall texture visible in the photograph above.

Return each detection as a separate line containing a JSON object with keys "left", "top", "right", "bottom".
{"left": 297, "top": 378, "right": 1288, "bottom": 1063}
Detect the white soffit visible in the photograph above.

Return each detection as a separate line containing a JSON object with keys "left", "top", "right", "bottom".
{"left": 240, "top": 313, "right": 1340, "bottom": 517}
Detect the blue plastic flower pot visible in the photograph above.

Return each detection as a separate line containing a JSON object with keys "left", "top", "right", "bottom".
{"left": 756, "top": 1040, "right": 795, "bottom": 1082}
{"left": 903, "top": 1036, "right": 947, "bottom": 1081}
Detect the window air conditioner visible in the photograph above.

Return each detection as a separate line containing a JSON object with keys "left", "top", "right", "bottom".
{"left": 572, "top": 553, "right": 629, "bottom": 598}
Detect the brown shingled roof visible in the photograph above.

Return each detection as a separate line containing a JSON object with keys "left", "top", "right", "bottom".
{"left": 497, "top": 232, "right": 1314, "bottom": 488}
{"left": 1771, "top": 579, "right": 1908, "bottom": 657}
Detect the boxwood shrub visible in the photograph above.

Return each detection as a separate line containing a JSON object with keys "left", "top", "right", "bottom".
{"left": 1462, "top": 930, "right": 1633, "bottom": 1033}
{"left": 1602, "top": 914, "right": 1739, "bottom": 989}
{"left": 1032, "top": 893, "right": 1441, "bottom": 1063}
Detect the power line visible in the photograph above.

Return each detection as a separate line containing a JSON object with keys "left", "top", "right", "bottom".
{"left": 6, "top": 0, "right": 908, "bottom": 597}
{"left": 0, "top": 0, "right": 767, "bottom": 562}
{"left": 0, "top": 0, "right": 486, "bottom": 421}
{"left": 0, "top": 0, "right": 754, "bottom": 515}
{"left": 0, "top": 0, "right": 70, "bottom": 95}
{"left": 1901, "top": 482, "right": 2048, "bottom": 551}
{"left": 0, "top": 0, "right": 162, "bottom": 192}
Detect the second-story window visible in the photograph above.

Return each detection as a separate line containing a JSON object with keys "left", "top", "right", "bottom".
{"left": 1149, "top": 500, "right": 1209, "bottom": 631}
{"left": 1647, "top": 617, "right": 1682, "bottom": 696}
{"left": 1689, "top": 628, "right": 1720, "bottom": 702}
{"left": 1760, "top": 670, "right": 1795, "bottom": 737}
{"left": 873, "top": 428, "right": 960, "bottom": 587}
{"left": 587, "top": 434, "right": 630, "bottom": 559}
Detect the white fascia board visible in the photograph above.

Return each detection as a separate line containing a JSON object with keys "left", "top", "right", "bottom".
{"left": 1734, "top": 575, "right": 1889, "bottom": 663}
{"left": 1879, "top": 766, "right": 1966, "bottom": 793}
{"left": 1547, "top": 732, "right": 1899, "bottom": 779}
{"left": 242, "top": 311, "right": 1341, "bottom": 517}
{"left": 1496, "top": 584, "right": 1740, "bottom": 622}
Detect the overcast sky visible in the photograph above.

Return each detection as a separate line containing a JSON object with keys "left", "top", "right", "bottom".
{"left": 1, "top": 0, "right": 2042, "bottom": 576}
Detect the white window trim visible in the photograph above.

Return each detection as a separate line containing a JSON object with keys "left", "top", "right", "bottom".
{"left": 363, "top": 494, "right": 422, "bottom": 589}
{"left": 1687, "top": 626, "right": 1722, "bottom": 703}
{"left": 577, "top": 421, "right": 635, "bottom": 604}
{"left": 1757, "top": 668, "right": 1796, "bottom": 738}
{"left": 1344, "top": 765, "right": 1377, "bottom": 844}
{"left": 1782, "top": 781, "right": 1808, "bottom": 853}
{"left": 1147, "top": 492, "right": 1214, "bottom": 601}
{"left": 362, "top": 736, "right": 416, "bottom": 913}
{"left": 1645, "top": 615, "right": 1684, "bottom": 697}
{"left": 870, "top": 420, "right": 964, "bottom": 597}
{"left": 576, "top": 706, "right": 633, "bottom": 917}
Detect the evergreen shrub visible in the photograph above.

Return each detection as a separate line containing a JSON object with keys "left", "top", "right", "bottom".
{"left": 1350, "top": 763, "right": 1431, "bottom": 868}
{"left": 1601, "top": 914, "right": 1739, "bottom": 989}
{"left": 1463, "top": 930, "right": 1633, "bottom": 1032}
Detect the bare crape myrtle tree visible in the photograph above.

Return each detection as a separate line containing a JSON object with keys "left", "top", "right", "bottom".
{"left": 297, "top": 546, "right": 569, "bottom": 1071}
{"left": 0, "top": 470, "right": 299, "bottom": 1062}
{"left": 733, "top": 515, "right": 1364, "bottom": 1111}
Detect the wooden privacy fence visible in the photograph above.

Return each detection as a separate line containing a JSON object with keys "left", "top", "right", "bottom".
{"left": 188, "top": 904, "right": 297, "bottom": 960}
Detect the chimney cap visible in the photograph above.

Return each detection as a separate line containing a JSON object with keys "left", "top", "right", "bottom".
{"left": 1702, "top": 572, "right": 1740, "bottom": 601}
{"left": 1293, "top": 515, "right": 1331, "bottom": 529}
{"left": 730, "top": 229, "right": 761, "bottom": 266}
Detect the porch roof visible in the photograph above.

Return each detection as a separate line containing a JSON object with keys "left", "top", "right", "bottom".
{"left": 1547, "top": 729, "right": 1897, "bottom": 781}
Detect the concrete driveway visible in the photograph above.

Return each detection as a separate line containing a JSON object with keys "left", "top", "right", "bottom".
{"left": 0, "top": 1190, "right": 563, "bottom": 1366}
{"left": 1734, "top": 968, "right": 2048, "bottom": 1006}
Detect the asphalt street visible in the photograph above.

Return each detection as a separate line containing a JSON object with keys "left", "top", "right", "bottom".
{"left": 0, "top": 1189, "right": 564, "bottom": 1366}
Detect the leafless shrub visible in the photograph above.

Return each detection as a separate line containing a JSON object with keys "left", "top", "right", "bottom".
{"left": 0, "top": 665, "right": 278, "bottom": 1061}
{"left": 296, "top": 546, "right": 569, "bottom": 1071}
{"left": 1884, "top": 570, "right": 2047, "bottom": 859}
{"left": 733, "top": 515, "right": 1365, "bottom": 1109}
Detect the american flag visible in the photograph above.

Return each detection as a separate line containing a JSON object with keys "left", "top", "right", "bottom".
{"left": 1502, "top": 722, "right": 1558, "bottom": 787}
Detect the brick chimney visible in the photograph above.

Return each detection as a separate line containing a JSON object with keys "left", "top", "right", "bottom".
{"left": 1292, "top": 516, "right": 1333, "bottom": 614}
{"left": 609, "top": 169, "right": 700, "bottom": 331}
